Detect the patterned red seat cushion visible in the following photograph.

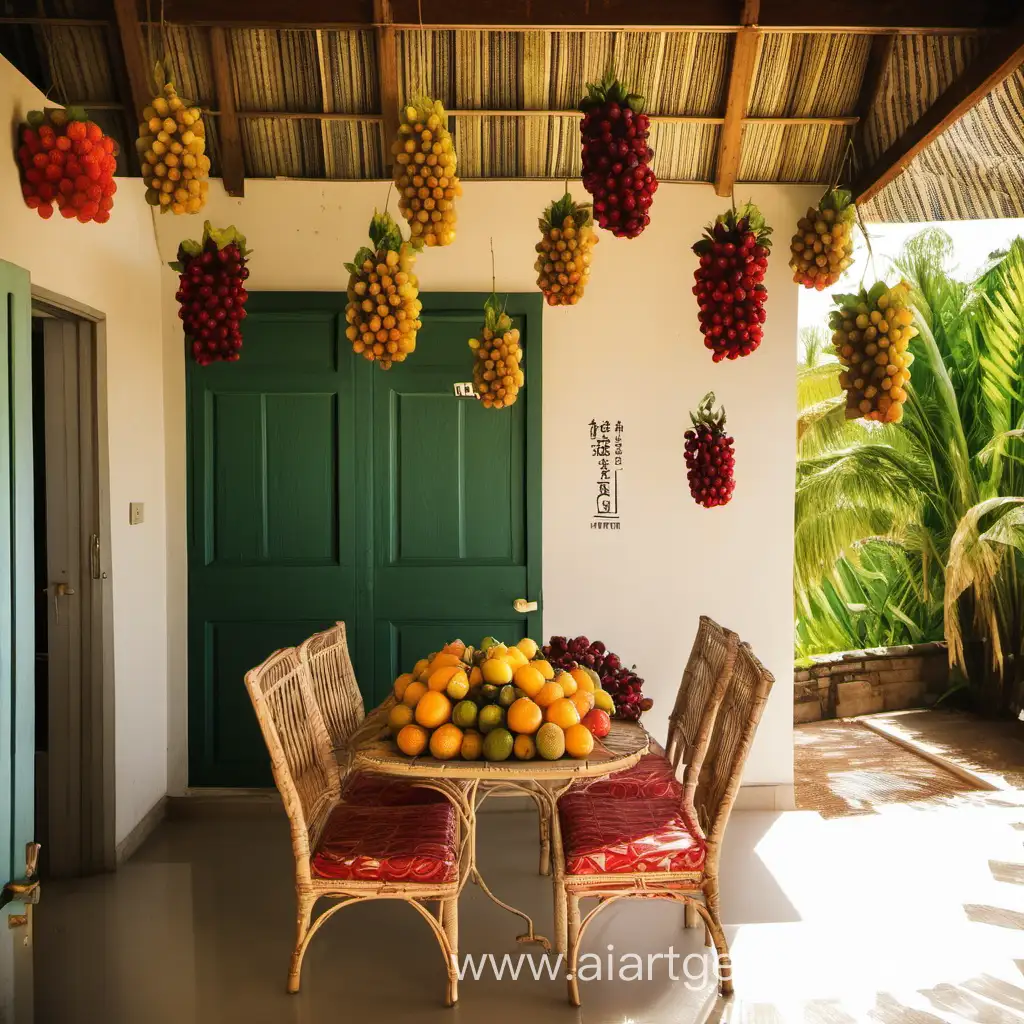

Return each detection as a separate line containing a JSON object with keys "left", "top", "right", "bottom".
{"left": 567, "top": 752, "right": 681, "bottom": 800}
{"left": 559, "top": 794, "right": 706, "bottom": 876}
{"left": 341, "top": 770, "right": 447, "bottom": 807}
{"left": 311, "top": 802, "right": 458, "bottom": 884}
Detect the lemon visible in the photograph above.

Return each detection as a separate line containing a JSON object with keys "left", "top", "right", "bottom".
{"left": 570, "top": 667, "right": 595, "bottom": 693}
{"left": 593, "top": 689, "right": 615, "bottom": 715}
{"left": 482, "top": 659, "right": 513, "bottom": 685}
{"left": 516, "top": 637, "right": 539, "bottom": 660}
{"left": 564, "top": 723, "right": 595, "bottom": 759}
{"left": 388, "top": 703, "right": 415, "bottom": 733}
{"left": 505, "top": 646, "right": 528, "bottom": 669}
{"left": 534, "top": 660, "right": 555, "bottom": 680}
{"left": 555, "top": 670, "right": 577, "bottom": 696}
{"left": 446, "top": 673, "right": 470, "bottom": 700}
{"left": 570, "top": 690, "right": 596, "bottom": 718}
{"left": 514, "top": 664, "right": 545, "bottom": 698}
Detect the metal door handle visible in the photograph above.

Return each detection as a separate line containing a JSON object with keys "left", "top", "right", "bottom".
{"left": 513, "top": 598, "right": 538, "bottom": 613}
{"left": 46, "top": 582, "right": 76, "bottom": 624}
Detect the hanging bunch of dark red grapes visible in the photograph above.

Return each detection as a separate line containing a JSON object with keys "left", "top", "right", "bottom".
{"left": 579, "top": 72, "right": 658, "bottom": 239}
{"left": 543, "top": 635, "right": 653, "bottom": 721}
{"left": 684, "top": 391, "right": 735, "bottom": 508}
{"left": 172, "top": 223, "right": 250, "bottom": 365}
{"left": 692, "top": 202, "right": 772, "bottom": 361}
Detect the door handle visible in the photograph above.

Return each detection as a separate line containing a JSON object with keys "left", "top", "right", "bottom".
{"left": 45, "top": 582, "right": 76, "bottom": 624}
{"left": 513, "top": 598, "right": 538, "bottom": 613}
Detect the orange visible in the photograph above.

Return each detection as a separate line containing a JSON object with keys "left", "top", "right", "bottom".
{"left": 534, "top": 659, "right": 555, "bottom": 680}
{"left": 570, "top": 690, "right": 595, "bottom": 719}
{"left": 516, "top": 637, "right": 539, "bottom": 660}
{"left": 443, "top": 639, "right": 466, "bottom": 658}
{"left": 514, "top": 664, "right": 545, "bottom": 698}
{"left": 393, "top": 672, "right": 415, "bottom": 701}
{"left": 402, "top": 680, "right": 428, "bottom": 708}
{"left": 396, "top": 723, "right": 429, "bottom": 756}
{"left": 429, "top": 666, "right": 466, "bottom": 692}
{"left": 461, "top": 729, "right": 484, "bottom": 760}
{"left": 412, "top": 658, "right": 431, "bottom": 681}
{"left": 554, "top": 670, "right": 577, "bottom": 696}
{"left": 507, "top": 697, "right": 543, "bottom": 735}
{"left": 429, "top": 723, "right": 464, "bottom": 760}
{"left": 545, "top": 697, "right": 580, "bottom": 730}
{"left": 482, "top": 659, "right": 513, "bottom": 685}
{"left": 468, "top": 665, "right": 483, "bottom": 686}
{"left": 505, "top": 646, "right": 528, "bottom": 669}
{"left": 388, "top": 703, "right": 415, "bottom": 733}
{"left": 415, "top": 690, "right": 452, "bottom": 729}
{"left": 513, "top": 734, "right": 536, "bottom": 760}
{"left": 564, "top": 723, "right": 595, "bottom": 759}
{"left": 570, "top": 667, "right": 595, "bottom": 692}
{"left": 429, "top": 652, "right": 462, "bottom": 673}
{"left": 534, "top": 680, "right": 565, "bottom": 709}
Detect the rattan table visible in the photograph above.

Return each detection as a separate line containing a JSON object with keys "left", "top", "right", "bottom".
{"left": 345, "top": 698, "right": 650, "bottom": 952}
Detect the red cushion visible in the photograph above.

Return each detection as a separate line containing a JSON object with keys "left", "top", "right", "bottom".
{"left": 567, "top": 752, "right": 681, "bottom": 800}
{"left": 559, "top": 794, "right": 706, "bottom": 876}
{"left": 341, "top": 770, "right": 448, "bottom": 807}
{"left": 311, "top": 802, "right": 458, "bottom": 884}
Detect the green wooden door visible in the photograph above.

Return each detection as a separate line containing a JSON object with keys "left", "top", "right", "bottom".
{"left": 187, "top": 297, "right": 370, "bottom": 786}
{"left": 370, "top": 293, "right": 542, "bottom": 701}
{"left": 187, "top": 292, "right": 541, "bottom": 784}
{"left": 1, "top": 261, "right": 36, "bottom": 916}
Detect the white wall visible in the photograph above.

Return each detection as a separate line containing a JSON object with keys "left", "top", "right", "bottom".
{"left": 157, "top": 178, "right": 815, "bottom": 795}
{"left": 0, "top": 56, "right": 169, "bottom": 843}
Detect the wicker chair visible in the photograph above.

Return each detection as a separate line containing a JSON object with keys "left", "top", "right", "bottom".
{"left": 556, "top": 636, "right": 775, "bottom": 1003}
{"left": 298, "top": 622, "right": 364, "bottom": 752}
{"left": 244, "top": 646, "right": 465, "bottom": 1002}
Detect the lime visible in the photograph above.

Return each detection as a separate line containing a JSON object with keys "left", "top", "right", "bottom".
{"left": 480, "top": 683, "right": 499, "bottom": 704}
{"left": 498, "top": 684, "right": 517, "bottom": 708}
{"left": 452, "top": 699, "right": 478, "bottom": 730}
{"left": 478, "top": 704, "right": 505, "bottom": 734}
{"left": 483, "top": 727, "right": 514, "bottom": 762}
{"left": 479, "top": 635, "right": 499, "bottom": 653}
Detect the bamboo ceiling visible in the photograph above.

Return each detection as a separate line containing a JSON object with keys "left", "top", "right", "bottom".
{"left": 1, "top": 1, "right": 1022, "bottom": 221}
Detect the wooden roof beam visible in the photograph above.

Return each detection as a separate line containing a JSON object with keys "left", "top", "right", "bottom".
{"left": 112, "top": 0, "right": 152, "bottom": 120}
{"left": 374, "top": 0, "right": 400, "bottom": 175}
{"left": 209, "top": 27, "right": 245, "bottom": 197}
{"left": 853, "top": 15, "right": 1024, "bottom": 205}
{"left": 714, "top": 0, "right": 761, "bottom": 199}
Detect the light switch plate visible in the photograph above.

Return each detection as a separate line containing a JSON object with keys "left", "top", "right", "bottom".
{"left": 129, "top": 502, "right": 144, "bottom": 525}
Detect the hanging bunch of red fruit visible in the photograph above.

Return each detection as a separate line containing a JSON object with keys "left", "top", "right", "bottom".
{"left": 17, "top": 107, "right": 118, "bottom": 222}
{"left": 543, "top": 635, "right": 653, "bottom": 721}
{"left": 579, "top": 72, "right": 657, "bottom": 239}
{"left": 692, "top": 202, "right": 772, "bottom": 361}
{"left": 534, "top": 193, "right": 598, "bottom": 305}
{"left": 171, "top": 223, "right": 250, "bottom": 365}
{"left": 789, "top": 188, "right": 856, "bottom": 290}
{"left": 684, "top": 392, "right": 735, "bottom": 508}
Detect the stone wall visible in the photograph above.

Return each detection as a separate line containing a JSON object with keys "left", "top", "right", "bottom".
{"left": 794, "top": 643, "right": 949, "bottom": 723}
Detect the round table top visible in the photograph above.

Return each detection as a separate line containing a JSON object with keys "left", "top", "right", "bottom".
{"left": 348, "top": 699, "right": 650, "bottom": 782}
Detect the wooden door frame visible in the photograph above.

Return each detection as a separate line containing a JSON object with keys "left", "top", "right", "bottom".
{"left": 32, "top": 288, "right": 116, "bottom": 874}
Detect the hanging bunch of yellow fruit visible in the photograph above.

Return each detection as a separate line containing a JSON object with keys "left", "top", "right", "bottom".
{"left": 790, "top": 188, "right": 856, "bottom": 290}
{"left": 535, "top": 193, "right": 598, "bottom": 306}
{"left": 830, "top": 281, "right": 917, "bottom": 423}
{"left": 391, "top": 98, "right": 461, "bottom": 247}
{"left": 344, "top": 210, "right": 422, "bottom": 370}
{"left": 136, "top": 79, "right": 210, "bottom": 214}
{"left": 469, "top": 295, "right": 523, "bottom": 410}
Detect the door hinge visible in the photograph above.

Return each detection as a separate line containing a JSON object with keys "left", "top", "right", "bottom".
{"left": 1, "top": 843, "right": 41, "bottom": 911}
{"left": 90, "top": 533, "right": 101, "bottom": 579}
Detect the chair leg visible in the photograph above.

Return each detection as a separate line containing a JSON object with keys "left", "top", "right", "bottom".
{"left": 550, "top": 806, "right": 568, "bottom": 953}
{"left": 287, "top": 893, "right": 315, "bottom": 994}
{"left": 566, "top": 892, "right": 582, "bottom": 1006}
{"left": 702, "top": 882, "right": 733, "bottom": 997}
{"left": 441, "top": 898, "right": 459, "bottom": 1006}
{"left": 537, "top": 800, "right": 552, "bottom": 876}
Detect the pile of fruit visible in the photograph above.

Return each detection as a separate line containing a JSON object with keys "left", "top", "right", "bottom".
{"left": 830, "top": 281, "right": 917, "bottom": 423}
{"left": 171, "top": 222, "right": 250, "bottom": 365}
{"left": 344, "top": 211, "right": 423, "bottom": 369}
{"left": 392, "top": 98, "right": 461, "bottom": 247}
{"left": 692, "top": 202, "right": 772, "bottom": 361}
{"left": 789, "top": 188, "right": 856, "bottom": 290}
{"left": 534, "top": 193, "right": 598, "bottom": 305}
{"left": 136, "top": 81, "right": 210, "bottom": 215}
{"left": 469, "top": 295, "right": 524, "bottom": 409}
{"left": 579, "top": 72, "right": 657, "bottom": 239}
{"left": 389, "top": 636, "right": 618, "bottom": 762}
{"left": 17, "top": 107, "right": 118, "bottom": 223}
{"left": 684, "top": 391, "right": 735, "bottom": 507}
{"left": 542, "top": 636, "right": 653, "bottom": 721}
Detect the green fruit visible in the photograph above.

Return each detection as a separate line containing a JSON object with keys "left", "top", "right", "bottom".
{"left": 452, "top": 700, "right": 478, "bottom": 729}
{"left": 593, "top": 689, "right": 615, "bottom": 715}
{"left": 483, "top": 727, "right": 514, "bottom": 762}
{"left": 480, "top": 683, "right": 499, "bottom": 703}
{"left": 498, "top": 684, "right": 517, "bottom": 708}
{"left": 536, "top": 722, "right": 566, "bottom": 760}
{"left": 479, "top": 635, "right": 499, "bottom": 653}
{"left": 478, "top": 704, "right": 505, "bottom": 734}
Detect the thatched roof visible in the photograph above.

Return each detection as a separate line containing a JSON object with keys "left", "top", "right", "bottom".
{"left": 1, "top": 2, "right": 1021, "bottom": 220}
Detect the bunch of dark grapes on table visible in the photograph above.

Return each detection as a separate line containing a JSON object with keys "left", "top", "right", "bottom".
{"left": 543, "top": 635, "right": 653, "bottom": 721}
{"left": 172, "top": 223, "right": 250, "bottom": 365}
{"left": 579, "top": 72, "right": 658, "bottom": 239}
{"left": 692, "top": 202, "right": 772, "bottom": 361}
{"left": 684, "top": 391, "right": 735, "bottom": 508}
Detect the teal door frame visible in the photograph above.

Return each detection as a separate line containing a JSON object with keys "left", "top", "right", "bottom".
{"left": 185, "top": 290, "right": 542, "bottom": 784}
{"left": 1, "top": 260, "right": 36, "bottom": 914}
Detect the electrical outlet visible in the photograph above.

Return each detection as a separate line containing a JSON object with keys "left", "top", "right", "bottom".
{"left": 129, "top": 502, "right": 144, "bottom": 526}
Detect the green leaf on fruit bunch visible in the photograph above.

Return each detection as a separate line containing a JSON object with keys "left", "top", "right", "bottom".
{"left": 692, "top": 238, "right": 714, "bottom": 256}
{"left": 822, "top": 187, "right": 853, "bottom": 212}
{"left": 345, "top": 246, "right": 376, "bottom": 276}
{"left": 734, "top": 201, "right": 773, "bottom": 247}
{"left": 64, "top": 106, "right": 88, "bottom": 123}
{"left": 204, "top": 222, "right": 250, "bottom": 255}
{"left": 177, "top": 238, "right": 203, "bottom": 261}
{"left": 168, "top": 261, "right": 184, "bottom": 273}
{"left": 831, "top": 292, "right": 860, "bottom": 309}
{"left": 625, "top": 93, "right": 645, "bottom": 114}
{"left": 866, "top": 280, "right": 888, "bottom": 306}
{"left": 368, "top": 210, "right": 403, "bottom": 253}
{"left": 26, "top": 110, "right": 45, "bottom": 128}
{"left": 482, "top": 293, "right": 512, "bottom": 335}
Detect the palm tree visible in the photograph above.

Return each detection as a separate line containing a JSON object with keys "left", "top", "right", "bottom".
{"left": 795, "top": 230, "right": 1024, "bottom": 714}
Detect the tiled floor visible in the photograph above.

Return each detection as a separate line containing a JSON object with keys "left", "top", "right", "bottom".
{"left": 35, "top": 791, "right": 1024, "bottom": 1023}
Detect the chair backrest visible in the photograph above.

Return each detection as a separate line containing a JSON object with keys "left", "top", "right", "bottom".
{"left": 244, "top": 647, "right": 340, "bottom": 872}
{"left": 666, "top": 616, "right": 739, "bottom": 771}
{"left": 298, "top": 622, "right": 364, "bottom": 751}
{"left": 691, "top": 639, "right": 775, "bottom": 855}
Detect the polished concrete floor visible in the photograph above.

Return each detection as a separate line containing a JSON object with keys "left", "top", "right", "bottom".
{"left": 34, "top": 791, "right": 1024, "bottom": 1024}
